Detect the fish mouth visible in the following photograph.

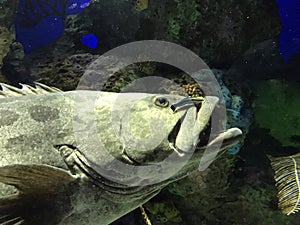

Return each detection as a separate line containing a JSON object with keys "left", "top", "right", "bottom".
{"left": 167, "top": 117, "right": 183, "bottom": 152}
{"left": 168, "top": 95, "right": 243, "bottom": 157}
{"left": 123, "top": 96, "right": 242, "bottom": 165}
{"left": 168, "top": 96, "right": 211, "bottom": 156}
{"left": 167, "top": 117, "right": 212, "bottom": 156}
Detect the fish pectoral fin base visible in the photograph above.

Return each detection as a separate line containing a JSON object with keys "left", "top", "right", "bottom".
{"left": 0, "top": 165, "right": 78, "bottom": 225}
{"left": 0, "top": 164, "right": 76, "bottom": 195}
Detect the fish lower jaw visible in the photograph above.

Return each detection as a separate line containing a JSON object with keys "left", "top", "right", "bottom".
{"left": 207, "top": 128, "right": 243, "bottom": 149}
{"left": 121, "top": 150, "right": 142, "bottom": 165}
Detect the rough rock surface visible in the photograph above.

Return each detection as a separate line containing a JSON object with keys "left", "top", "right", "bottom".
{"left": 66, "top": 0, "right": 281, "bottom": 67}
{"left": 0, "top": 26, "right": 14, "bottom": 68}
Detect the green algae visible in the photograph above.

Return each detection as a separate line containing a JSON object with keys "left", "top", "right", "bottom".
{"left": 253, "top": 79, "right": 300, "bottom": 148}
{"left": 166, "top": 0, "right": 200, "bottom": 42}
{"left": 144, "top": 200, "right": 182, "bottom": 223}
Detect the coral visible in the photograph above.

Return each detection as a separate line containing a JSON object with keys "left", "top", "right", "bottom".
{"left": 214, "top": 69, "right": 252, "bottom": 153}
{"left": 0, "top": 26, "right": 14, "bottom": 68}
{"left": 193, "top": 69, "right": 252, "bottom": 154}
{"left": 253, "top": 79, "right": 300, "bottom": 148}
{"left": 181, "top": 83, "right": 202, "bottom": 97}
{"left": 231, "top": 95, "right": 244, "bottom": 112}
{"left": 166, "top": 0, "right": 200, "bottom": 42}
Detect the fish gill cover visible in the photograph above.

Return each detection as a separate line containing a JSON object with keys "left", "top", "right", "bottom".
{"left": 277, "top": 0, "right": 300, "bottom": 63}
{"left": 14, "top": 0, "right": 92, "bottom": 53}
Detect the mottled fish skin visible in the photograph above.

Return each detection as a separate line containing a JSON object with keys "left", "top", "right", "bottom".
{"left": 0, "top": 83, "right": 242, "bottom": 225}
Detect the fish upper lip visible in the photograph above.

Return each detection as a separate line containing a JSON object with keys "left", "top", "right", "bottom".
{"left": 170, "top": 97, "right": 204, "bottom": 113}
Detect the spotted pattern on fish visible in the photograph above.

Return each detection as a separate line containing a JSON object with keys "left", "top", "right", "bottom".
{"left": 0, "top": 109, "right": 20, "bottom": 127}
{"left": 29, "top": 105, "right": 60, "bottom": 122}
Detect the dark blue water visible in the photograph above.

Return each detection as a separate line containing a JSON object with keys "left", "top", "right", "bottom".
{"left": 277, "top": 0, "right": 300, "bottom": 62}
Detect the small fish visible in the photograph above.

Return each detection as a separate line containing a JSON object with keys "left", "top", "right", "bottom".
{"left": 0, "top": 83, "right": 242, "bottom": 224}
{"left": 14, "top": 0, "right": 92, "bottom": 53}
{"left": 66, "top": 0, "right": 92, "bottom": 14}
{"left": 80, "top": 33, "right": 98, "bottom": 49}
{"left": 269, "top": 153, "right": 300, "bottom": 215}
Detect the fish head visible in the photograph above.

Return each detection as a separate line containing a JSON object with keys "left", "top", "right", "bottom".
{"left": 118, "top": 94, "right": 217, "bottom": 165}
{"left": 72, "top": 91, "right": 242, "bottom": 186}
{"left": 117, "top": 93, "right": 242, "bottom": 178}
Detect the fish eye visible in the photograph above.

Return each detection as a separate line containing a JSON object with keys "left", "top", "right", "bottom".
{"left": 154, "top": 97, "right": 169, "bottom": 108}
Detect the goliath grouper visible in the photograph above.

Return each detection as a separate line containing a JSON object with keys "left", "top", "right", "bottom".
{"left": 0, "top": 83, "right": 242, "bottom": 225}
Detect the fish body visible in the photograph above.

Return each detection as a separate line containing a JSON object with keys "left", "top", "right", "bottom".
{"left": 0, "top": 83, "right": 242, "bottom": 224}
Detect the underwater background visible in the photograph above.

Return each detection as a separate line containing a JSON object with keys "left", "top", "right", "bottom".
{"left": 0, "top": 0, "right": 299, "bottom": 224}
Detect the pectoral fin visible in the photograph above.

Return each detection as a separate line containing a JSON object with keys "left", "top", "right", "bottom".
{"left": 0, "top": 164, "right": 78, "bottom": 225}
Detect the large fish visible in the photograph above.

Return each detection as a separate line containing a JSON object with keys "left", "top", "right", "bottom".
{"left": 0, "top": 83, "right": 242, "bottom": 225}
